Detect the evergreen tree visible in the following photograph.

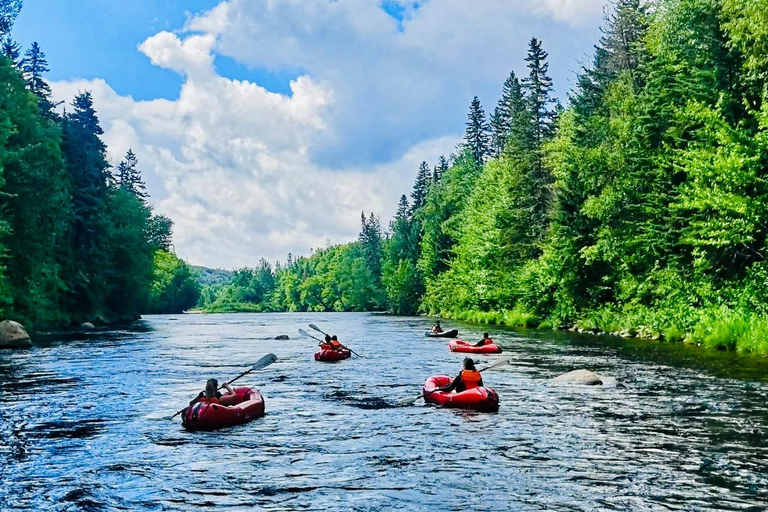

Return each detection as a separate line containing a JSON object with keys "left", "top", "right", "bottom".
{"left": 434, "top": 155, "right": 448, "bottom": 183}
{"left": 396, "top": 194, "right": 409, "bottom": 220}
{"left": 359, "top": 211, "right": 383, "bottom": 280}
{"left": 115, "top": 149, "right": 147, "bottom": 199}
{"left": 60, "top": 91, "right": 111, "bottom": 318}
{"left": 0, "top": 0, "right": 21, "bottom": 37}
{"left": 410, "top": 161, "right": 431, "bottom": 214}
{"left": 463, "top": 96, "right": 490, "bottom": 167}
{"left": 2, "top": 35, "right": 20, "bottom": 66}
{"left": 20, "top": 42, "right": 56, "bottom": 118}
{"left": 599, "top": 0, "right": 649, "bottom": 87}
{"left": 522, "top": 38, "right": 556, "bottom": 145}
{"left": 490, "top": 71, "right": 523, "bottom": 155}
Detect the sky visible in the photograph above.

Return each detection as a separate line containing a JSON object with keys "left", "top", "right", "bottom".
{"left": 13, "top": 0, "right": 607, "bottom": 269}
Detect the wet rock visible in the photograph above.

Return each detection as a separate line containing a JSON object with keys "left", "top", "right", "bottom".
{"left": 552, "top": 369, "right": 603, "bottom": 386}
{"left": 81, "top": 322, "right": 95, "bottom": 331}
{"left": 274, "top": 334, "right": 290, "bottom": 340}
{"left": 0, "top": 320, "right": 32, "bottom": 348}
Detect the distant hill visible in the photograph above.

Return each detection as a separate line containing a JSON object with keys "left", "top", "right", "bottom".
{"left": 192, "top": 266, "right": 234, "bottom": 287}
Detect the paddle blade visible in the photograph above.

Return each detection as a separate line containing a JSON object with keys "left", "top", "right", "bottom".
{"left": 252, "top": 353, "right": 278, "bottom": 371}
{"left": 395, "top": 394, "right": 422, "bottom": 406}
{"left": 308, "top": 323, "right": 326, "bottom": 334}
{"left": 481, "top": 357, "right": 511, "bottom": 372}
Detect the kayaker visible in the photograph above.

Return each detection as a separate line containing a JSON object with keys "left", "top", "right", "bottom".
{"left": 431, "top": 321, "right": 444, "bottom": 334}
{"left": 190, "top": 378, "right": 234, "bottom": 406}
{"left": 435, "top": 358, "right": 484, "bottom": 393}
{"left": 319, "top": 334, "right": 333, "bottom": 350}
{"left": 474, "top": 332, "right": 493, "bottom": 347}
{"left": 330, "top": 335, "right": 343, "bottom": 351}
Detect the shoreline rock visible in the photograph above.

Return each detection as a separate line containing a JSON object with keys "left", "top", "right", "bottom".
{"left": 0, "top": 320, "right": 32, "bottom": 349}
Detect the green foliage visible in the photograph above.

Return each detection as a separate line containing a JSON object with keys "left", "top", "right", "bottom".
{"left": 0, "top": 14, "right": 194, "bottom": 328}
{"left": 146, "top": 250, "right": 200, "bottom": 314}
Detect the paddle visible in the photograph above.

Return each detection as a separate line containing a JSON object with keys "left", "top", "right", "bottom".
{"left": 298, "top": 328, "right": 323, "bottom": 344}
{"left": 395, "top": 357, "right": 511, "bottom": 406}
{"left": 307, "top": 324, "right": 364, "bottom": 358}
{"left": 170, "top": 354, "right": 278, "bottom": 420}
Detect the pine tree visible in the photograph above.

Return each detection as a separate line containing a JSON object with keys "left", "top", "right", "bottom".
{"left": 463, "top": 96, "right": 490, "bottom": 167}
{"left": 115, "top": 149, "right": 147, "bottom": 199}
{"left": 2, "top": 35, "right": 20, "bottom": 66}
{"left": 359, "top": 211, "right": 383, "bottom": 280}
{"left": 147, "top": 213, "right": 173, "bottom": 251}
{"left": 61, "top": 91, "right": 111, "bottom": 317}
{"left": 0, "top": 0, "right": 22, "bottom": 37}
{"left": 490, "top": 71, "right": 519, "bottom": 155}
{"left": 434, "top": 155, "right": 448, "bottom": 183}
{"left": 396, "top": 194, "right": 409, "bottom": 220}
{"left": 599, "top": 0, "right": 649, "bottom": 87}
{"left": 522, "top": 38, "right": 556, "bottom": 145}
{"left": 20, "top": 42, "right": 56, "bottom": 118}
{"left": 410, "top": 161, "right": 431, "bottom": 214}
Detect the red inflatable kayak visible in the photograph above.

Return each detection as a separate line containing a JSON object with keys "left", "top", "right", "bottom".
{"left": 314, "top": 348, "right": 351, "bottom": 362}
{"left": 422, "top": 375, "right": 499, "bottom": 412}
{"left": 449, "top": 339, "right": 502, "bottom": 354}
{"left": 182, "top": 387, "right": 265, "bottom": 431}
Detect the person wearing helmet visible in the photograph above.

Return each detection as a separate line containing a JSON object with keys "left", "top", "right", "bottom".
{"left": 474, "top": 332, "right": 494, "bottom": 347}
{"left": 189, "top": 378, "right": 234, "bottom": 406}
{"left": 435, "top": 358, "right": 484, "bottom": 393}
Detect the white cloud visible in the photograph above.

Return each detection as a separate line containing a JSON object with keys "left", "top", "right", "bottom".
{"left": 52, "top": 0, "right": 606, "bottom": 268}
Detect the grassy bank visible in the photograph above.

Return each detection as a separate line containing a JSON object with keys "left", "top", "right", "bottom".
{"left": 433, "top": 305, "right": 768, "bottom": 356}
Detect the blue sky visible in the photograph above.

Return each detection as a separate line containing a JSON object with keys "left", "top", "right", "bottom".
{"left": 23, "top": 0, "right": 607, "bottom": 268}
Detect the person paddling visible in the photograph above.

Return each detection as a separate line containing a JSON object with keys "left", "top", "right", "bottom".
{"left": 474, "top": 332, "right": 493, "bottom": 347}
{"left": 435, "top": 358, "right": 484, "bottom": 393}
{"left": 189, "top": 378, "right": 234, "bottom": 406}
{"left": 431, "top": 321, "right": 444, "bottom": 334}
{"left": 319, "top": 334, "right": 333, "bottom": 351}
{"left": 329, "top": 335, "right": 343, "bottom": 351}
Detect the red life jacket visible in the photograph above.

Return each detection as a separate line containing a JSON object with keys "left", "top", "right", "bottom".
{"left": 330, "top": 340, "right": 342, "bottom": 350}
{"left": 199, "top": 396, "right": 219, "bottom": 404}
{"left": 460, "top": 370, "right": 482, "bottom": 390}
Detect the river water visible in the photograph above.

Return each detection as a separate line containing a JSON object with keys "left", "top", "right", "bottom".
{"left": 1, "top": 313, "right": 767, "bottom": 511}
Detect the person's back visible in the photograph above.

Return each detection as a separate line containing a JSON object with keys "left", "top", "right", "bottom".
{"left": 330, "top": 335, "right": 342, "bottom": 350}
{"left": 437, "top": 358, "right": 484, "bottom": 393}
{"left": 475, "top": 332, "right": 493, "bottom": 347}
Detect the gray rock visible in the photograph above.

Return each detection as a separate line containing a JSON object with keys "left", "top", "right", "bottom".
{"left": 552, "top": 369, "right": 603, "bottom": 386}
{"left": 81, "top": 322, "right": 95, "bottom": 330}
{"left": 0, "top": 320, "right": 32, "bottom": 349}
{"left": 274, "top": 334, "right": 290, "bottom": 340}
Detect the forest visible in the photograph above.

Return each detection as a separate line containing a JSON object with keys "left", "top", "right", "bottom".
{"left": 200, "top": 0, "right": 768, "bottom": 354}
{"left": 0, "top": 0, "right": 199, "bottom": 328}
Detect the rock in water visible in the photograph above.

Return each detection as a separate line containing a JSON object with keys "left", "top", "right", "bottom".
{"left": 274, "top": 335, "right": 290, "bottom": 340}
{"left": 0, "top": 320, "right": 32, "bottom": 349}
{"left": 81, "top": 322, "right": 95, "bottom": 330}
{"left": 552, "top": 369, "right": 603, "bottom": 386}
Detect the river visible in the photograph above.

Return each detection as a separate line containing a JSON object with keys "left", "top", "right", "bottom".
{"left": 1, "top": 312, "right": 767, "bottom": 510}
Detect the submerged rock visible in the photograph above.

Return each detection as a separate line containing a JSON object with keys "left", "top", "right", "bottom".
{"left": 81, "top": 322, "right": 95, "bottom": 330}
{"left": 274, "top": 334, "right": 290, "bottom": 340}
{"left": 0, "top": 320, "right": 32, "bottom": 349}
{"left": 552, "top": 369, "right": 603, "bottom": 386}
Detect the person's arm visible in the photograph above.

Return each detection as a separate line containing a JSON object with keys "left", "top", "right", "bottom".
{"left": 435, "top": 374, "right": 461, "bottom": 392}
{"left": 223, "top": 383, "right": 234, "bottom": 395}
{"left": 478, "top": 374, "right": 484, "bottom": 387}
{"left": 189, "top": 391, "right": 204, "bottom": 407}
{"left": 474, "top": 339, "right": 485, "bottom": 347}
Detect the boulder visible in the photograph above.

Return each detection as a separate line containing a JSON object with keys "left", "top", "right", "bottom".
{"left": 552, "top": 369, "right": 603, "bottom": 386}
{"left": 274, "top": 335, "right": 290, "bottom": 340}
{"left": 0, "top": 320, "right": 32, "bottom": 349}
{"left": 81, "top": 322, "right": 95, "bottom": 330}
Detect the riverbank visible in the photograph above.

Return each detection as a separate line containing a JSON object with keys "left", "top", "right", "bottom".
{"left": 433, "top": 305, "right": 768, "bottom": 357}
